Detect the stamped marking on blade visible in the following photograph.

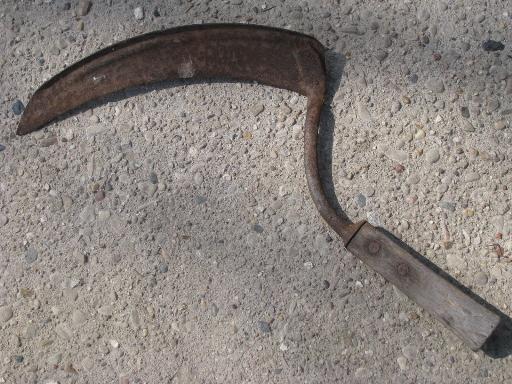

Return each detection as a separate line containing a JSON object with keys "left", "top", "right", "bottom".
{"left": 178, "top": 61, "right": 195, "bottom": 78}
{"left": 92, "top": 74, "right": 106, "bottom": 83}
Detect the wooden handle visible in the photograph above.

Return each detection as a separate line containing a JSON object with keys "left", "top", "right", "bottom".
{"left": 347, "top": 223, "right": 500, "bottom": 350}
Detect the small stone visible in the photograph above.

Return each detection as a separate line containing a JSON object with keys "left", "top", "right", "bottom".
{"left": 495, "top": 120, "right": 506, "bottom": 130}
{"left": 98, "top": 305, "right": 113, "bottom": 317}
{"left": 440, "top": 201, "right": 456, "bottom": 212}
{"left": 292, "top": 124, "right": 302, "bottom": 140}
{"left": 367, "top": 211, "right": 381, "bottom": 226}
{"left": 0, "top": 214, "right": 8, "bottom": 227}
{"left": 79, "top": 205, "right": 95, "bottom": 223}
{"left": 396, "top": 164, "right": 407, "bottom": 173}
{"left": 252, "top": 224, "right": 264, "bottom": 233}
{"left": 134, "top": 6, "right": 144, "bottom": 20}
{"left": 95, "top": 190, "right": 105, "bottom": 202}
{"left": 130, "top": 309, "right": 140, "bottom": 328}
{"left": 138, "top": 182, "right": 157, "bottom": 197}
{"left": 426, "top": 78, "right": 445, "bottom": 93}
{"left": 52, "top": 307, "right": 62, "bottom": 316}
{"left": 425, "top": 148, "right": 440, "bottom": 164}
{"left": 49, "top": 46, "right": 60, "bottom": 56}
{"left": 507, "top": 78, "right": 512, "bottom": 95}
{"left": 20, "top": 288, "right": 34, "bottom": 298}
{"left": 376, "top": 50, "right": 388, "bottom": 62}
{"left": 446, "top": 253, "right": 466, "bottom": 270}
{"left": 355, "top": 193, "right": 366, "bottom": 208}
{"left": 475, "top": 14, "right": 485, "bottom": 23}
{"left": 48, "top": 353, "right": 62, "bottom": 365}
{"left": 357, "top": 102, "right": 371, "bottom": 122}
{"left": 463, "top": 208, "right": 475, "bottom": 217}
{"left": 462, "top": 120, "right": 475, "bottom": 132}
{"left": 258, "top": 321, "right": 271, "bottom": 333}
{"left": 0, "top": 306, "right": 13, "bottom": 323}
{"left": 397, "top": 356, "right": 408, "bottom": 370}
{"left": 109, "top": 339, "right": 119, "bottom": 349}
{"left": 482, "top": 40, "right": 505, "bottom": 52}
{"left": 87, "top": 118, "right": 106, "bottom": 133}
{"left": 278, "top": 185, "right": 291, "bottom": 197}
{"left": 382, "top": 36, "right": 392, "bottom": 48}
{"left": 25, "top": 247, "right": 38, "bottom": 263}
{"left": 39, "top": 136, "right": 58, "bottom": 147}
{"left": 391, "top": 100, "right": 402, "bottom": 113}
{"left": 193, "top": 172, "right": 204, "bottom": 185}
{"left": 158, "top": 263, "right": 168, "bottom": 273}
{"left": 71, "top": 310, "right": 87, "bottom": 326}
{"left": 195, "top": 195, "right": 207, "bottom": 205}
{"left": 414, "top": 129, "right": 425, "bottom": 139}
{"left": 55, "top": 323, "right": 72, "bottom": 339}
{"left": 149, "top": 172, "right": 158, "bottom": 184}
{"left": 0, "top": 144, "right": 5, "bottom": 151}
{"left": 341, "top": 25, "right": 364, "bottom": 35}
{"left": 386, "top": 149, "right": 407, "bottom": 164}
{"left": 77, "top": 0, "right": 91, "bottom": 16}
{"left": 475, "top": 271, "right": 488, "bottom": 286}
{"left": 251, "top": 103, "right": 264, "bottom": 117}
{"left": 495, "top": 68, "right": 509, "bottom": 81}
{"left": 63, "top": 288, "right": 78, "bottom": 301}
{"left": 408, "top": 74, "right": 419, "bottom": 84}
{"left": 460, "top": 107, "right": 470, "bottom": 118}
{"left": 459, "top": 41, "right": 470, "bottom": 52}
{"left": 354, "top": 367, "right": 371, "bottom": 379}
{"left": 486, "top": 99, "right": 500, "bottom": 114}
{"left": 14, "top": 355, "right": 24, "bottom": 364}
{"left": 437, "top": 179, "right": 449, "bottom": 192}
{"left": 417, "top": 9, "right": 430, "bottom": 21}
{"left": 12, "top": 100, "right": 24, "bottom": 115}
{"left": 402, "top": 345, "right": 417, "bottom": 360}
{"left": 97, "top": 210, "right": 111, "bottom": 221}
{"left": 465, "top": 172, "right": 480, "bottom": 182}
{"left": 363, "top": 186, "right": 375, "bottom": 197}
{"left": 62, "top": 195, "right": 73, "bottom": 210}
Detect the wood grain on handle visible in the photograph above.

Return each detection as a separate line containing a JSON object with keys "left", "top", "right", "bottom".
{"left": 347, "top": 223, "right": 500, "bottom": 350}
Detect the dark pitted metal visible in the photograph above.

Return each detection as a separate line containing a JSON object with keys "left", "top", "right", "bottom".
{"left": 17, "top": 23, "right": 365, "bottom": 246}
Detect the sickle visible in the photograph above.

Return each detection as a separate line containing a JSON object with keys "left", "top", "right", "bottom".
{"left": 17, "top": 23, "right": 499, "bottom": 350}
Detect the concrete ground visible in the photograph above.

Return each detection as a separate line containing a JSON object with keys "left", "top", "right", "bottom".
{"left": 1, "top": 0, "right": 511, "bottom": 383}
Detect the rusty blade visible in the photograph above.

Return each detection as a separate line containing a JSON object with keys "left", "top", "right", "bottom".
{"left": 17, "top": 23, "right": 361, "bottom": 244}
{"left": 17, "top": 24, "right": 325, "bottom": 135}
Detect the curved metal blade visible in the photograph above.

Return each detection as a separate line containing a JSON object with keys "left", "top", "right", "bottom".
{"left": 17, "top": 24, "right": 326, "bottom": 135}
{"left": 17, "top": 22, "right": 359, "bottom": 243}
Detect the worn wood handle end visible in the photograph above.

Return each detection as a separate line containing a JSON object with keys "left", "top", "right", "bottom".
{"left": 347, "top": 223, "right": 501, "bottom": 350}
